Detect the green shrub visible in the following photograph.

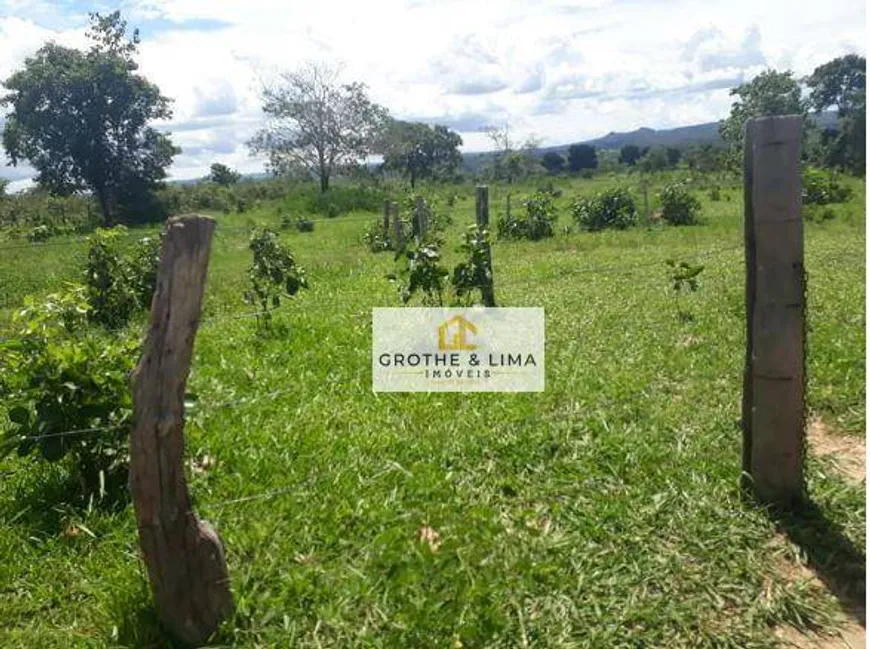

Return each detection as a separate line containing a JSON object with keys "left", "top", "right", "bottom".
{"left": 84, "top": 227, "right": 161, "bottom": 329}
{"left": 0, "top": 286, "right": 137, "bottom": 494}
{"left": 244, "top": 229, "right": 308, "bottom": 327}
{"left": 390, "top": 234, "right": 449, "bottom": 306}
{"left": 452, "top": 224, "right": 493, "bottom": 306}
{"left": 363, "top": 219, "right": 392, "bottom": 252}
{"left": 295, "top": 217, "right": 315, "bottom": 232}
{"left": 27, "top": 224, "right": 52, "bottom": 242}
{"left": 802, "top": 167, "right": 852, "bottom": 205}
{"left": 708, "top": 186, "right": 721, "bottom": 201}
{"left": 659, "top": 182, "right": 702, "bottom": 226}
{"left": 572, "top": 187, "right": 637, "bottom": 231}
{"left": 497, "top": 191, "right": 558, "bottom": 241}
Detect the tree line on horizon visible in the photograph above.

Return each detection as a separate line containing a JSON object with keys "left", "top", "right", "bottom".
{"left": 0, "top": 10, "right": 865, "bottom": 226}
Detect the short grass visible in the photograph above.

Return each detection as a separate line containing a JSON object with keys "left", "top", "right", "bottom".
{"left": 0, "top": 172, "right": 865, "bottom": 648}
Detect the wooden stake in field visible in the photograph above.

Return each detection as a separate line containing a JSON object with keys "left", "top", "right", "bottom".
{"left": 414, "top": 195, "right": 427, "bottom": 241}
{"left": 475, "top": 185, "right": 497, "bottom": 307}
{"left": 390, "top": 201, "right": 402, "bottom": 249}
{"left": 383, "top": 200, "right": 391, "bottom": 239}
{"left": 742, "top": 115, "right": 805, "bottom": 506}
{"left": 129, "top": 215, "right": 233, "bottom": 645}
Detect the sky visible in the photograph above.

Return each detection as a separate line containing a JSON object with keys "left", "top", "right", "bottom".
{"left": 0, "top": 0, "right": 865, "bottom": 191}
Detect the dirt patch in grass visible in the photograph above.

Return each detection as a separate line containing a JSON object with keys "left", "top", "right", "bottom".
{"left": 775, "top": 622, "right": 865, "bottom": 648}
{"left": 808, "top": 417, "right": 865, "bottom": 485}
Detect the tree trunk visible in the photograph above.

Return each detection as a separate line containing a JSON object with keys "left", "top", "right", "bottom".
{"left": 320, "top": 171, "right": 329, "bottom": 193}
{"left": 95, "top": 186, "right": 113, "bottom": 226}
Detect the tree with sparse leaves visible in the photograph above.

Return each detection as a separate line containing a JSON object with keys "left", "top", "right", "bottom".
{"left": 1, "top": 11, "right": 179, "bottom": 225}
{"left": 249, "top": 62, "right": 389, "bottom": 193}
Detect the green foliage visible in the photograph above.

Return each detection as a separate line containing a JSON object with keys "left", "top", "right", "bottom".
{"left": 0, "top": 11, "right": 178, "bottom": 225}
{"left": 718, "top": 69, "right": 807, "bottom": 170}
{"left": 497, "top": 191, "right": 557, "bottom": 241}
{"left": 363, "top": 219, "right": 392, "bottom": 252}
{"left": 666, "top": 259, "right": 705, "bottom": 322}
{"left": 210, "top": 162, "right": 241, "bottom": 187}
{"left": 451, "top": 225, "right": 493, "bottom": 306}
{"left": 295, "top": 217, "right": 315, "bottom": 232}
{"left": 571, "top": 187, "right": 638, "bottom": 231}
{"left": 306, "top": 184, "right": 387, "bottom": 217}
{"left": 244, "top": 229, "right": 308, "bottom": 327}
{"left": 567, "top": 144, "right": 597, "bottom": 172}
{"left": 708, "top": 186, "right": 721, "bottom": 202}
{"left": 380, "top": 120, "right": 463, "bottom": 187}
{"left": 26, "top": 224, "right": 52, "bottom": 242}
{"left": 84, "top": 226, "right": 160, "bottom": 329}
{"left": 638, "top": 146, "right": 670, "bottom": 173}
{"left": 540, "top": 151, "right": 565, "bottom": 175}
{"left": 619, "top": 145, "right": 643, "bottom": 166}
{"left": 390, "top": 234, "right": 449, "bottom": 306}
{"left": 0, "top": 285, "right": 137, "bottom": 493}
{"left": 802, "top": 167, "right": 853, "bottom": 205}
{"left": 659, "top": 181, "right": 702, "bottom": 226}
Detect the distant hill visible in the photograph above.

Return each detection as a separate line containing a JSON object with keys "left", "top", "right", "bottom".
{"left": 461, "top": 110, "right": 840, "bottom": 172}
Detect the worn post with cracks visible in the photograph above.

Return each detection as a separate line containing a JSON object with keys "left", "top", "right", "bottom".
{"left": 129, "top": 215, "right": 233, "bottom": 645}
{"left": 741, "top": 115, "right": 806, "bottom": 507}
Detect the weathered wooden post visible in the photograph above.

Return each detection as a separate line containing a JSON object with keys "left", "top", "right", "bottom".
{"left": 130, "top": 215, "right": 233, "bottom": 645}
{"left": 742, "top": 115, "right": 805, "bottom": 506}
{"left": 414, "top": 195, "right": 426, "bottom": 241}
{"left": 475, "top": 185, "right": 496, "bottom": 307}
{"left": 383, "top": 200, "right": 391, "bottom": 238}
{"left": 391, "top": 201, "right": 402, "bottom": 248}
{"left": 641, "top": 177, "right": 650, "bottom": 224}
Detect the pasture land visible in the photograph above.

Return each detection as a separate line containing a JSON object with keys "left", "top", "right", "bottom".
{"left": 0, "top": 173, "right": 865, "bottom": 647}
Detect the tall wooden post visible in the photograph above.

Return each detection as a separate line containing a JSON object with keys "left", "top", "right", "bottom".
{"left": 390, "top": 201, "right": 402, "bottom": 249}
{"left": 383, "top": 200, "right": 391, "bottom": 238}
{"left": 414, "top": 195, "right": 426, "bottom": 241}
{"left": 130, "top": 215, "right": 233, "bottom": 645}
{"left": 742, "top": 115, "right": 805, "bottom": 506}
{"left": 475, "top": 185, "right": 496, "bottom": 307}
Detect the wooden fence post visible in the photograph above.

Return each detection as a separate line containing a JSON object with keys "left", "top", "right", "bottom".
{"left": 129, "top": 215, "right": 233, "bottom": 645}
{"left": 383, "top": 200, "right": 391, "bottom": 238}
{"left": 742, "top": 115, "right": 805, "bottom": 506}
{"left": 475, "top": 185, "right": 496, "bottom": 307}
{"left": 414, "top": 195, "right": 426, "bottom": 241}
{"left": 391, "top": 201, "right": 402, "bottom": 248}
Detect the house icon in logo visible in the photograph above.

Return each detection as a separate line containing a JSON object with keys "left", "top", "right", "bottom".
{"left": 438, "top": 314, "right": 478, "bottom": 351}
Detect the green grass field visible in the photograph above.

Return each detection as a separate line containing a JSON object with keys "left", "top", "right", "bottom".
{"left": 0, "top": 173, "right": 865, "bottom": 647}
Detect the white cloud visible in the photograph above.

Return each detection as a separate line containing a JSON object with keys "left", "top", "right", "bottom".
{"left": 0, "top": 0, "right": 865, "bottom": 183}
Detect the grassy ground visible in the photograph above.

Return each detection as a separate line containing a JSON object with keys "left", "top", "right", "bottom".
{"left": 0, "top": 173, "right": 865, "bottom": 647}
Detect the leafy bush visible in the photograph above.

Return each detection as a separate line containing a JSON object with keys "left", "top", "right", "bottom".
{"left": 363, "top": 219, "right": 392, "bottom": 252}
{"left": 802, "top": 167, "right": 852, "bottom": 205}
{"left": 390, "top": 234, "right": 449, "bottom": 306}
{"left": 1, "top": 286, "right": 137, "bottom": 494}
{"left": 708, "top": 186, "right": 721, "bottom": 201}
{"left": 84, "top": 227, "right": 161, "bottom": 329}
{"left": 452, "top": 225, "right": 493, "bottom": 306}
{"left": 571, "top": 187, "right": 637, "bottom": 231}
{"left": 295, "top": 217, "right": 315, "bottom": 232}
{"left": 244, "top": 229, "right": 308, "bottom": 327}
{"left": 659, "top": 182, "right": 702, "bottom": 226}
{"left": 497, "top": 191, "right": 558, "bottom": 241}
{"left": 27, "top": 224, "right": 52, "bottom": 242}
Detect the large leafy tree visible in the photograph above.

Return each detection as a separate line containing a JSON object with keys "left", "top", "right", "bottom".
{"left": 209, "top": 162, "right": 241, "bottom": 186}
{"left": 540, "top": 151, "right": 565, "bottom": 175}
{"left": 1, "top": 12, "right": 179, "bottom": 224}
{"left": 567, "top": 144, "right": 597, "bottom": 172}
{"left": 805, "top": 54, "right": 865, "bottom": 176}
{"left": 379, "top": 120, "right": 462, "bottom": 187}
{"left": 249, "top": 62, "right": 389, "bottom": 193}
{"left": 618, "top": 144, "right": 643, "bottom": 166}
{"left": 718, "top": 70, "right": 807, "bottom": 169}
